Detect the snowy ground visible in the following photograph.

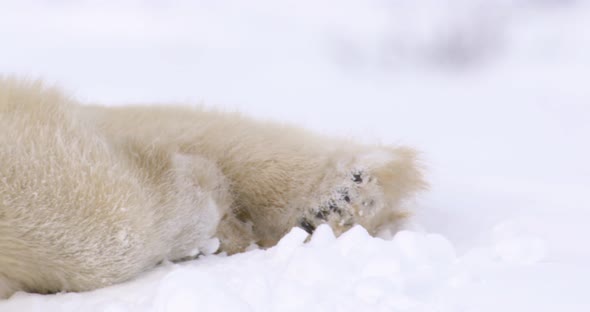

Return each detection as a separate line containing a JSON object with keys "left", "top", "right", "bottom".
{"left": 1, "top": 1, "right": 589, "bottom": 311}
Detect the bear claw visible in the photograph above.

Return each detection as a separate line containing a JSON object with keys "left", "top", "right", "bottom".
{"left": 301, "top": 168, "right": 377, "bottom": 234}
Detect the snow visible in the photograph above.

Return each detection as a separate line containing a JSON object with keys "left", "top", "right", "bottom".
{"left": 1, "top": 0, "right": 589, "bottom": 311}
{"left": 2, "top": 225, "right": 583, "bottom": 311}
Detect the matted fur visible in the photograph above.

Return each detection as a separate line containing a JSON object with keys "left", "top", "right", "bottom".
{"left": 0, "top": 78, "right": 426, "bottom": 298}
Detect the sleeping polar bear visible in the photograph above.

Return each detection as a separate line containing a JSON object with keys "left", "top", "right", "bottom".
{"left": 0, "top": 78, "right": 426, "bottom": 298}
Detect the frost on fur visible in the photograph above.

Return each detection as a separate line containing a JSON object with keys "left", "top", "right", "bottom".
{"left": 0, "top": 78, "right": 426, "bottom": 298}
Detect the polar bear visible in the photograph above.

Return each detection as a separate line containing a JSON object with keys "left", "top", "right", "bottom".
{"left": 0, "top": 78, "right": 426, "bottom": 298}
{"left": 83, "top": 105, "right": 427, "bottom": 250}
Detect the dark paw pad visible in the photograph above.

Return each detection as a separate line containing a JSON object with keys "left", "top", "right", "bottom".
{"left": 352, "top": 171, "right": 363, "bottom": 183}
{"left": 299, "top": 218, "right": 316, "bottom": 234}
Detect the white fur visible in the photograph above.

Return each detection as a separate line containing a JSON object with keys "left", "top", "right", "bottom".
{"left": 0, "top": 78, "right": 232, "bottom": 297}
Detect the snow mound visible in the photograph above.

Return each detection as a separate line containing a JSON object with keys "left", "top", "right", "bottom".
{"left": 0, "top": 224, "right": 562, "bottom": 312}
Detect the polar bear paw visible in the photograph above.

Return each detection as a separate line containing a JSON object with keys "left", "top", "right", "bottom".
{"left": 298, "top": 168, "right": 382, "bottom": 235}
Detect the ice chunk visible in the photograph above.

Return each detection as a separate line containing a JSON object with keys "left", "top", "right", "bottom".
{"left": 200, "top": 238, "right": 220, "bottom": 255}
{"left": 308, "top": 224, "right": 336, "bottom": 247}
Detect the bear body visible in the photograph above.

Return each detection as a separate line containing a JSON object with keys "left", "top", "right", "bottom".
{"left": 0, "top": 78, "right": 425, "bottom": 298}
